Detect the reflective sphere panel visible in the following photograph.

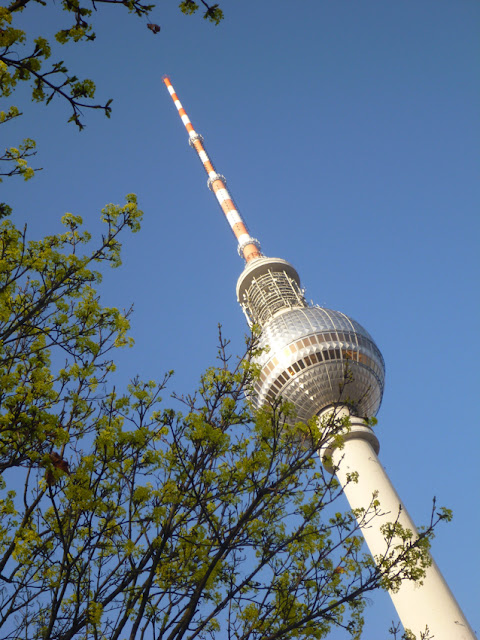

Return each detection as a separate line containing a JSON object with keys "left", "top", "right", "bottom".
{"left": 252, "top": 306, "right": 385, "bottom": 421}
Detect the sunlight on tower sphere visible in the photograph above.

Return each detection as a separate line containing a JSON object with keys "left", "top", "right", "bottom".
{"left": 236, "top": 257, "right": 385, "bottom": 421}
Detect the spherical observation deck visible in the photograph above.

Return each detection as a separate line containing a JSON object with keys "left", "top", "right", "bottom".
{"left": 237, "top": 258, "right": 385, "bottom": 422}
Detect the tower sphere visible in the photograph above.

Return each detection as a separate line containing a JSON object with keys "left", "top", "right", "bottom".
{"left": 237, "top": 257, "right": 385, "bottom": 422}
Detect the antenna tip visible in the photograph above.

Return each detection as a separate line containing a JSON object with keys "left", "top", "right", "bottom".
{"left": 162, "top": 75, "right": 172, "bottom": 86}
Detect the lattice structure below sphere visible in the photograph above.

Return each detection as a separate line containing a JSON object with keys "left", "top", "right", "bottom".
{"left": 236, "top": 257, "right": 307, "bottom": 326}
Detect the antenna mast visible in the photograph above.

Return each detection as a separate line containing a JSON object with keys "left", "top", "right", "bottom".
{"left": 163, "top": 77, "right": 262, "bottom": 263}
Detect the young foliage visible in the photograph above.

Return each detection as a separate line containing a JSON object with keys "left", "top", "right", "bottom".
{"left": 0, "top": 0, "right": 224, "bottom": 203}
{"left": 0, "top": 208, "right": 446, "bottom": 639}
{"left": 0, "top": 0, "right": 224, "bottom": 129}
{"left": 0, "top": 194, "right": 142, "bottom": 474}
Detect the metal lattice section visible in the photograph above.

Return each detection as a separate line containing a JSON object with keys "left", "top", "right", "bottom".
{"left": 242, "top": 269, "right": 307, "bottom": 326}
{"left": 236, "top": 257, "right": 307, "bottom": 327}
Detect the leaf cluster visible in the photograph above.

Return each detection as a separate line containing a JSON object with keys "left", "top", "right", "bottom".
{"left": 0, "top": 229, "right": 445, "bottom": 640}
{"left": 0, "top": 205, "right": 448, "bottom": 640}
{"left": 0, "top": 2, "right": 123, "bottom": 131}
{"left": 0, "top": 0, "right": 224, "bottom": 131}
{"left": 0, "top": 0, "right": 226, "bottom": 215}
{"left": 0, "top": 194, "right": 142, "bottom": 474}
{"left": 179, "top": 0, "right": 223, "bottom": 25}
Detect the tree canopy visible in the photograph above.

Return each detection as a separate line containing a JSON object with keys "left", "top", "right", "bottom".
{"left": 0, "top": 206, "right": 449, "bottom": 639}
{"left": 0, "top": 2, "right": 452, "bottom": 638}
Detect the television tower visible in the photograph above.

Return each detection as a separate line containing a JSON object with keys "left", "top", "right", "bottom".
{"left": 163, "top": 77, "right": 476, "bottom": 640}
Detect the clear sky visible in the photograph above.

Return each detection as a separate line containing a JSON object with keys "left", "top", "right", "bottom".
{"left": 3, "top": 0, "right": 479, "bottom": 636}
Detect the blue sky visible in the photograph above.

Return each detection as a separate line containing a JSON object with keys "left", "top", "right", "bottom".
{"left": 3, "top": 0, "right": 479, "bottom": 636}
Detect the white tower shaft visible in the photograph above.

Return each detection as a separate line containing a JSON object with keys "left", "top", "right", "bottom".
{"left": 321, "top": 411, "right": 476, "bottom": 640}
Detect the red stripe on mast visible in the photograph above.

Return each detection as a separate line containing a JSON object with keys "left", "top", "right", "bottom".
{"left": 163, "top": 77, "right": 261, "bottom": 263}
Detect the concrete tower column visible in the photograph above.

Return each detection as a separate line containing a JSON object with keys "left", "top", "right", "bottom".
{"left": 320, "top": 409, "right": 476, "bottom": 640}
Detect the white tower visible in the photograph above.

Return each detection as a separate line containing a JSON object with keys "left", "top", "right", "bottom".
{"left": 164, "top": 77, "right": 476, "bottom": 640}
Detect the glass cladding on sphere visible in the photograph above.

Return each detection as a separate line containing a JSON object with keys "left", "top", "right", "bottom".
{"left": 237, "top": 258, "right": 385, "bottom": 421}
{"left": 251, "top": 305, "right": 385, "bottom": 422}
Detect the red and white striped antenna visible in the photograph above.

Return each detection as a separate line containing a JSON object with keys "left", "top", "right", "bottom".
{"left": 163, "top": 77, "right": 262, "bottom": 263}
